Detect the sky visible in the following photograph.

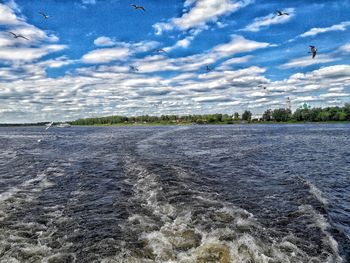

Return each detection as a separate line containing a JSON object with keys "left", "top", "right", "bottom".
{"left": 0, "top": 0, "right": 349, "bottom": 123}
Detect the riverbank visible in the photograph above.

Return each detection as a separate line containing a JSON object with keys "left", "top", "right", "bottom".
{"left": 70, "top": 121, "right": 350, "bottom": 126}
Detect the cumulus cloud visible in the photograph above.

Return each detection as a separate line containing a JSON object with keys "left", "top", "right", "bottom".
{"left": 0, "top": 2, "right": 22, "bottom": 25}
{"left": 82, "top": 0, "right": 96, "bottom": 5}
{"left": 38, "top": 56, "right": 75, "bottom": 68}
{"left": 165, "top": 35, "right": 196, "bottom": 51}
{"left": 0, "top": 1, "right": 64, "bottom": 64}
{"left": 280, "top": 54, "right": 339, "bottom": 69}
{"left": 153, "top": 0, "right": 253, "bottom": 34}
{"left": 242, "top": 8, "right": 295, "bottom": 32}
{"left": 1, "top": 62, "right": 349, "bottom": 122}
{"left": 82, "top": 40, "right": 159, "bottom": 64}
{"left": 135, "top": 35, "right": 269, "bottom": 73}
{"left": 0, "top": 1, "right": 349, "bottom": 122}
{"left": 218, "top": 55, "right": 252, "bottom": 70}
{"left": 0, "top": 45, "right": 66, "bottom": 62}
{"left": 213, "top": 35, "right": 270, "bottom": 56}
{"left": 339, "top": 43, "right": 350, "bottom": 53}
{"left": 94, "top": 36, "right": 116, "bottom": 47}
{"left": 299, "top": 21, "right": 350, "bottom": 38}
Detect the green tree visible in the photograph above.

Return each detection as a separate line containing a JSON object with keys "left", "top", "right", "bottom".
{"left": 262, "top": 109, "right": 272, "bottom": 121}
{"left": 242, "top": 110, "right": 252, "bottom": 121}
{"left": 272, "top": 108, "right": 291, "bottom": 122}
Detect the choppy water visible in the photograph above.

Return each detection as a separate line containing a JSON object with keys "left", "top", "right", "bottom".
{"left": 0, "top": 124, "right": 349, "bottom": 263}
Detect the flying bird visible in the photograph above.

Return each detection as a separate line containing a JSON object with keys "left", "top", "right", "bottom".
{"left": 276, "top": 10, "right": 289, "bottom": 16}
{"left": 258, "top": 84, "right": 267, "bottom": 90}
{"left": 309, "top": 45, "right": 317, "bottom": 59}
{"left": 154, "top": 48, "right": 167, "bottom": 54}
{"left": 206, "top": 65, "right": 212, "bottom": 72}
{"left": 131, "top": 4, "right": 145, "bottom": 11}
{"left": 45, "top": 121, "right": 54, "bottom": 130}
{"left": 129, "top": 66, "right": 139, "bottom": 72}
{"left": 38, "top": 12, "right": 50, "bottom": 19}
{"left": 8, "top": 32, "right": 29, "bottom": 40}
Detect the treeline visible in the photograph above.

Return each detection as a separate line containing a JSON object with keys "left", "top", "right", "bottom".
{"left": 71, "top": 114, "right": 240, "bottom": 125}
{"left": 261, "top": 104, "right": 350, "bottom": 122}
{"left": 70, "top": 103, "right": 350, "bottom": 125}
{"left": 0, "top": 122, "right": 51, "bottom": 127}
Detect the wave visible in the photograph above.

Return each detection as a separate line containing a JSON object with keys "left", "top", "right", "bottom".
{"left": 303, "top": 179, "right": 329, "bottom": 206}
{"left": 100, "top": 155, "right": 344, "bottom": 263}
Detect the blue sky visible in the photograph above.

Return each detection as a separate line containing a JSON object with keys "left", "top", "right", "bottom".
{"left": 0, "top": 0, "right": 349, "bottom": 122}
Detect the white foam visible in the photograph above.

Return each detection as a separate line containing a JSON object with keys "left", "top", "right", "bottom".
{"left": 117, "top": 145, "right": 344, "bottom": 262}
{"left": 305, "top": 180, "right": 329, "bottom": 205}
{"left": 298, "top": 205, "right": 343, "bottom": 263}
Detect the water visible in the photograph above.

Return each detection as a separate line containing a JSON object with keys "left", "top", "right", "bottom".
{"left": 0, "top": 124, "right": 349, "bottom": 263}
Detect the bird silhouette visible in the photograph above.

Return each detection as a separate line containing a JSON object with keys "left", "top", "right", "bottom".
{"left": 39, "top": 12, "right": 50, "bottom": 19}
{"left": 276, "top": 10, "right": 289, "bottom": 16}
{"left": 129, "top": 66, "right": 139, "bottom": 72}
{"left": 154, "top": 48, "right": 167, "bottom": 54}
{"left": 309, "top": 45, "right": 317, "bottom": 59}
{"left": 45, "top": 121, "right": 54, "bottom": 130}
{"left": 131, "top": 4, "right": 145, "bottom": 11}
{"left": 8, "top": 32, "right": 29, "bottom": 40}
{"left": 206, "top": 65, "right": 212, "bottom": 72}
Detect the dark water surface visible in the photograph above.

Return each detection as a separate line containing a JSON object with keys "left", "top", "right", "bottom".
{"left": 0, "top": 124, "right": 349, "bottom": 263}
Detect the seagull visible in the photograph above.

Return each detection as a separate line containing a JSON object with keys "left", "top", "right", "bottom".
{"left": 206, "top": 65, "right": 212, "bottom": 72}
{"left": 45, "top": 121, "right": 54, "bottom": 130}
{"left": 154, "top": 48, "right": 167, "bottom": 54}
{"left": 8, "top": 32, "right": 29, "bottom": 40}
{"left": 131, "top": 4, "right": 145, "bottom": 11}
{"left": 309, "top": 45, "right": 317, "bottom": 59}
{"left": 38, "top": 12, "right": 50, "bottom": 19}
{"left": 129, "top": 65, "right": 139, "bottom": 72}
{"left": 276, "top": 10, "right": 289, "bottom": 16}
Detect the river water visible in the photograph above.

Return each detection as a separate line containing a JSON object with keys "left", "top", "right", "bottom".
{"left": 0, "top": 124, "right": 349, "bottom": 263}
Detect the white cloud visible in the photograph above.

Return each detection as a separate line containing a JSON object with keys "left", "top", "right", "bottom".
{"left": 214, "top": 35, "right": 269, "bottom": 56}
{"left": 171, "top": 36, "right": 194, "bottom": 50}
{"left": 339, "top": 43, "right": 350, "bottom": 53}
{"left": 94, "top": 36, "right": 116, "bottom": 47}
{"left": 82, "top": 0, "right": 96, "bottom": 5}
{"left": 0, "top": 3, "right": 22, "bottom": 25}
{"left": 135, "top": 35, "right": 269, "bottom": 73}
{"left": 242, "top": 8, "right": 294, "bottom": 32}
{"left": 280, "top": 54, "right": 339, "bottom": 69}
{"left": 0, "top": 45, "right": 66, "bottom": 62}
{"left": 0, "top": 2, "right": 349, "bottom": 122}
{"left": 1, "top": 62, "right": 349, "bottom": 123}
{"left": 0, "top": 1, "right": 63, "bottom": 65}
{"left": 153, "top": 0, "right": 253, "bottom": 34}
{"left": 82, "top": 47, "right": 131, "bottom": 64}
{"left": 299, "top": 21, "right": 350, "bottom": 38}
{"left": 320, "top": 92, "right": 349, "bottom": 98}
{"left": 219, "top": 55, "right": 252, "bottom": 70}
{"left": 328, "top": 87, "right": 344, "bottom": 92}
{"left": 38, "top": 56, "right": 75, "bottom": 68}
{"left": 82, "top": 40, "right": 159, "bottom": 64}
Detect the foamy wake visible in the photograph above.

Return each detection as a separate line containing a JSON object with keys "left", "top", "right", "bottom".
{"left": 303, "top": 179, "right": 329, "bottom": 206}
{"left": 0, "top": 166, "right": 76, "bottom": 263}
{"left": 98, "top": 155, "right": 343, "bottom": 263}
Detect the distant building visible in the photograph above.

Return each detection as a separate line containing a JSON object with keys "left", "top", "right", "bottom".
{"left": 300, "top": 102, "right": 311, "bottom": 110}
{"left": 286, "top": 97, "right": 292, "bottom": 111}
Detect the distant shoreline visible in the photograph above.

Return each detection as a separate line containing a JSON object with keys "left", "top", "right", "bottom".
{"left": 71, "top": 121, "right": 350, "bottom": 126}
{"left": 1, "top": 121, "right": 349, "bottom": 127}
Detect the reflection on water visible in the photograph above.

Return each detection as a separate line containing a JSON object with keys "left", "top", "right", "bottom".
{"left": 0, "top": 124, "right": 349, "bottom": 262}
